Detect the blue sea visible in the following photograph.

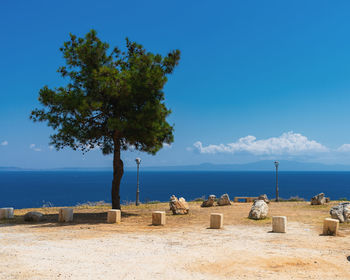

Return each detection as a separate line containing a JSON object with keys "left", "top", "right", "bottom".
{"left": 1, "top": 171, "right": 350, "bottom": 209}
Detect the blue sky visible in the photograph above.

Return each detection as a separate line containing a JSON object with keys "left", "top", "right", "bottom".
{"left": 1, "top": 0, "right": 350, "bottom": 168}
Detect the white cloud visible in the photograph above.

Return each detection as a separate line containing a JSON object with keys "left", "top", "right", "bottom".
{"left": 1, "top": 140, "right": 8, "bottom": 146}
{"left": 163, "top": 143, "right": 172, "bottom": 149}
{"left": 338, "top": 144, "right": 350, "bottom": 152}
{"left": 192, "top": 132, "right": 329, "bottom": 155}
{"left": 30, "top": 144, "right": 42, "bottom": 152}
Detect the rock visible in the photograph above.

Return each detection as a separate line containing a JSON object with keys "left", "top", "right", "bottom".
{"left": 201, "top": 195, "right": 216, "bottom": 207}
{"left": 217, "top": 194, "right": 231, "bottom": 206}
{"left": 310, "top": 193, "right": 328, "bottom": 205}
{"left": 330, "top": 202, "right": 350, "bottom": 223}
{"left": 257, "top": 194, "right": 270, "bottom": 204}
{"left": 24, "top": 211, "right": 43, "bottom": 222}
{"left": 179, "top": 197, "right": 189, "bottom": 210}
{"left": 169, "top": 195, "right": 189, "bottom": 215}
{"left": 248, "top": 200, "right": 268, "bottom": 220}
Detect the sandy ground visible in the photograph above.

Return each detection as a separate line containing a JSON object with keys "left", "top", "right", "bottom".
{"left": 1, "top": 202, "right": 350, "bottom": 279}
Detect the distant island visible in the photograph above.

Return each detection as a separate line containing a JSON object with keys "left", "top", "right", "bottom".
{"left": 2, "top": 160, "right": 350, "bottom": 172}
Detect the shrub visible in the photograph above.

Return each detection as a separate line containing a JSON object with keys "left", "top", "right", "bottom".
{"left": 288, "top": 196, "right": 305, "bottom": 202}
{"left": 145, "top": 200, "right": 161, "bottom": 204}
{"left": 192, "top": 196, "right": 205, "bottom": 202}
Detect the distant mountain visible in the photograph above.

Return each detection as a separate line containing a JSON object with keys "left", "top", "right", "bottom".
{"left": 0, "top": 166, "right": 112, "bottom": 172}
{"left": 0, "top": 166, "right": 24, "bottom": 171}
{"left": 2, "top": 160, "right": 350, "bottom": 172}
{"left": 136, "top": 160, "right": 350, "bottom": 171}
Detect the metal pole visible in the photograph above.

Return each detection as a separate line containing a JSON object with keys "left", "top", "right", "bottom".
{"left": 136, "top": 163, "right": 140, "bottom": 206}
{"left": 275, "top": 164, "right": 279, "bottom": 202}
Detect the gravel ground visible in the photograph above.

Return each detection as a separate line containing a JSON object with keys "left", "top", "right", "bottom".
{"left": 1, "top": 220, "right": 350, "bottom": 280}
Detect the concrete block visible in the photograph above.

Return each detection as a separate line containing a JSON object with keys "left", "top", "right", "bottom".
{"left": 58, "top": 208, "right": 74, "bottom": 222}
{"left": 0, "top": 208, "right": 14, "bottom": 219}
{"left": 272, "top": 216, "right": 287, "bottom": 233}
{"left": 152, "top": 211, "right": 166, "bottom": 226}
{"left": 210, "top": 213, "right": 223, "bottom": 229}
{"left": 323, "top": 218, "right": 339, "bottom": 236}
{"left": 107, "top": 209, "right": 121, "bottom": 223}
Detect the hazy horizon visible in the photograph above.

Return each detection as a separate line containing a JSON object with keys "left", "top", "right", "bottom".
{"left": 4, "top": 159, "right": 350, "bottom": 172}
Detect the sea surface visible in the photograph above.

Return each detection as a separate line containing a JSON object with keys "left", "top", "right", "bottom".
{"left": 1, "top": 171, "right": 350, "bottom": 209}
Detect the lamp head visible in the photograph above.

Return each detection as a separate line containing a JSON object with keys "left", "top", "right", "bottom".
{"left": 274, "top": 161, "right": 279, "bottom": 168}
{"left": 135, "top": 157, "right": 141, "bottom": 165}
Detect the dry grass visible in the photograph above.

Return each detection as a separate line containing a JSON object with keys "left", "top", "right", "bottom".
{"left": 2, "top": 200, "right": 350, "bottom": 235}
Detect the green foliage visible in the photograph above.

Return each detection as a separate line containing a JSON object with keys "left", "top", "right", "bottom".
{"left": 338, "top": 197, "right": 348, "bottom": 201}
{"left": 144, "top": 200, "right": 161, "bottom": 204}
{"left": 30, "top": 30, "right": 180, "bottom": 155}
{"left": 192, "top": 196, "right": 205, "bottom": 202}
{"left": 288, "top": 196, "right": 305, "bottom": 202}
{"left": 277, "top": 196, "right": 305, "bottom": 202}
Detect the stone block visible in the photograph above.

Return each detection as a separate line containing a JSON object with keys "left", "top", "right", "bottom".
{"left": 323, "top": 218, "right": 339, "bottom": 236}
{"left": 107, "top": 209, "right": 121, "bottom": 223}
{"left": 0, "top": 208, "right": 14, "bottom": 219}
{"left": 210, "top": 213, "right": 223, "bottom": 229}
{"left": 272, "top": 216, "right": 287, "bottom": 233}
{"left": 58, "top": 208, "right": 74, "bottom": 222}
{"left": 152, "top": 211, "right": 166, "bottom": 226}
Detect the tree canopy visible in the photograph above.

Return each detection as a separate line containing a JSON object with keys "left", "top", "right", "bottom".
{"left": 31, "top": 30, "right": 180, "bottom": 208}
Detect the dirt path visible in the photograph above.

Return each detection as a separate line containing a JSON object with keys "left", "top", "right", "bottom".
{"left": 1, "top": 221, "right": 350, "bottom": 279}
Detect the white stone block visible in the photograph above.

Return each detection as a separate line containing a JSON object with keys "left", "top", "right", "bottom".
{"left": 0, "top": 208, "right": 14, "bottom": 219}
{"left": 58, "top": 208, "right": 74, "bottom": 222}
{"left": 107, "top": 209, "right": 121, "bottom": 223}
{"left": 272, "top": 216, "right": 287, "bottom": 233}
{"left": 152, "top": 211, "right": 166, "bottom": 226}
{"left": 323, "top": 218, "right": 339, "bottom": 236}
{"left": 210, "top": 213, "right": 223, "bottom": 229}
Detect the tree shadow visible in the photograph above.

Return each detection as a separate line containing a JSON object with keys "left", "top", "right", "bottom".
{"left": 0, "top": 211, "right": 140, "bottom": 228}
{"left": 147, "top": 224, "right": 165, "bottom": 227}
{"left": 318, "top": 233, "right": 337, "bottom": 236}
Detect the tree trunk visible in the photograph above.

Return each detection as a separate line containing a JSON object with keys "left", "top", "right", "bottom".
{"left": 111, "top": 135, "right": 124, "bottom": 209}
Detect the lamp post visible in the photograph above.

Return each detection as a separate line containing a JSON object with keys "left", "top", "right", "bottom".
{"left": 274, "top": 161, "right": 279, "bottom": 202}
{"left": 135, "top": 157, "right": 141, "bottom": 206}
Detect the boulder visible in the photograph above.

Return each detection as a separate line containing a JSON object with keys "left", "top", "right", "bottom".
{"left": 24, "top": 211, "right": 43, "bottom": 222}
{"left": 311, "top": 193, "right": 328, "bottom": 205}
{"left": 217, "top": 194, "right": 231, "bottom": 206}
{"left": 169, "top": 195, "right": 189, "bottom": 215}
{"left": 330, "top": 202, "right": 350, "bottom": 223}
{"left": 257, "top": 194, "right": 270, "bottom": 204}
{"left": 248, "top": 200, "right": 268, "bottom": 220}
{"left": 201, "top": 195, "right": 216, "bottom": 207}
